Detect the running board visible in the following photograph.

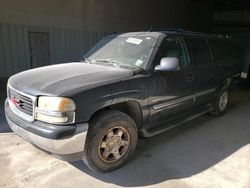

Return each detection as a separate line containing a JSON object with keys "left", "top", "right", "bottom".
{"left": 140, "top": 107, "right": 214, "bottom": 137}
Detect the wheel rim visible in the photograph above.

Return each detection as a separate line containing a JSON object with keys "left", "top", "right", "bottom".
{"left": 98, "top": 126, "right": 130, "bottom": 163}
{"left": 219, "top": 91, "right": 228, "bottom": 112}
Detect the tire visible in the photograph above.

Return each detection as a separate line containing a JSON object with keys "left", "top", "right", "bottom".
{"left": 209, "top": 89, "right": 229, "bottom": 116}
{"left": 83, "top": 110, "right": 138, "bottom": 172}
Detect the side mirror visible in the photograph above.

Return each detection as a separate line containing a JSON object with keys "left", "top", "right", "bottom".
{"left": 154, "top": 57, "right": 180, "bottom": 71}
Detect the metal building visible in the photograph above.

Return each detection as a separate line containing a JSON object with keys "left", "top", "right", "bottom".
{"left": 0, "top": 23, "right": 108, "bottom": 78}
{"left": 0, "top": 0, "right": 214, "bottom": 81}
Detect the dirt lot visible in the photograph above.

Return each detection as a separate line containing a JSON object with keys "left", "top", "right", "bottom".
{"left": 0, "top": 88, "right": 250, "bottom": 188}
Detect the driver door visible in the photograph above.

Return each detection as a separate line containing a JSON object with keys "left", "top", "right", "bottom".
{"left": 148, "top": 36, "right": 194, "bottom": 127}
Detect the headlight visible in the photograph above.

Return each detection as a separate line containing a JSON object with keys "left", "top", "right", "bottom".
{"left": 35, "top": 96, "right": 76, "bottom": 124}
{"left": 38, "top": 96, "right": 76, "bottom": 112}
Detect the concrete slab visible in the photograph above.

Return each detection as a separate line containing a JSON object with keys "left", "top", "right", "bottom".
{"left": 0, "top": 89, "right": 250, "bottom": 188}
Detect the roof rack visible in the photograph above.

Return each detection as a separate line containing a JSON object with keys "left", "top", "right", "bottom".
{"left": 153, "top": 28, "right": 225, "bottom": 38}
{"left": 153, "top": 28, "right": 185, "bottom": 32}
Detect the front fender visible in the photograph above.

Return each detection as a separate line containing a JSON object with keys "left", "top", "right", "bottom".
{"left": 71, "top": 76, "right": 148, "bottom": 123}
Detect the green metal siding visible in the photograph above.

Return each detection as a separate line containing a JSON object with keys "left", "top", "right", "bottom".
{"left": 0, "top": 23, "right": 108, "bottom": 77}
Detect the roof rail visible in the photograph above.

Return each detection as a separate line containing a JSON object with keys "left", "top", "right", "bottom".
{"left": 153, "top": 29, "right": 225, "bottom": 38}
{"left": 181, "top": 30, "right": 224, "bottom": 38}
{"left": 153, "top": 28, "right": 185, "bottom": 32}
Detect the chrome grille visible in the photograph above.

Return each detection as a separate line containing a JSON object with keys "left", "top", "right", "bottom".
{"left": 9, "top": 89, "right": 33, "bottom": 115}
{"left": 7, "top": 85, "right": 36, "bottom": 122}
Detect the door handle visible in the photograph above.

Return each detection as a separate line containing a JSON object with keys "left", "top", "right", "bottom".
{"left": 186, "top": 73, "right": 194, "bottom": 81}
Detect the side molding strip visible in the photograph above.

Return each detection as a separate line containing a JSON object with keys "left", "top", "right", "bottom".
{"left": 153, "top": 88, "right": 216, "bottom": 110}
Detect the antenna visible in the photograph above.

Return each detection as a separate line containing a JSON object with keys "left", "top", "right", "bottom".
{"left": 148, "top": 26, "right": 153, "bottom": 32}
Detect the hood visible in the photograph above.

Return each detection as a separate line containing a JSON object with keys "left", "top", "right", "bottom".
{"left": 8, "top": 62, "right": 134, "bottom": 96}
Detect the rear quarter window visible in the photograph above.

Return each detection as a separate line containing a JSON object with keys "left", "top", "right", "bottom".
{"left": 208, "top": 39, "right": 241, "bottom": 63}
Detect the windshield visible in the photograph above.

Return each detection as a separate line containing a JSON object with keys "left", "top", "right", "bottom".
{"left": 82, "top": 35, "right": 156, "bottom": 69}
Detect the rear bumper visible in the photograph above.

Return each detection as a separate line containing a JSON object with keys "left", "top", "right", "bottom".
{"left": 5, "top": 100, "right": 88, "bottom": 161}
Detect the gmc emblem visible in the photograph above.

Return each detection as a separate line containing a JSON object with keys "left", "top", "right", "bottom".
{"left": 11, "top": 97, "right": 19, "bottom": 106}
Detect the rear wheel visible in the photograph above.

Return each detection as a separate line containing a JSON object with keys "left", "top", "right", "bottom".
{"left": 83, "top": 110, "right": 138, "bottom": 172}
{"left": 210, "top": 89, "right": 229, "bottom": 116}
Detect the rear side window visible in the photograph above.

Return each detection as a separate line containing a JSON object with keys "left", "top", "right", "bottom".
{"left": 188, "top": 38, "right": 212, "bottom": 65}
{"left": 209, "top": 39, "right": 240, "bottom": 63}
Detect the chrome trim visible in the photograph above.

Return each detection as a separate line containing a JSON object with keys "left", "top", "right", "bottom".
{"left": 153, "top": 88, "right": 216, "bottom": 110}
{"left": 153, "top": 95, "right": 193, "bottom": 110}
{"left": 7, "top": 84, "right": 37, "bottom": 122}
{"left": 6, "top": 116, "right": 88, "bottom": 155}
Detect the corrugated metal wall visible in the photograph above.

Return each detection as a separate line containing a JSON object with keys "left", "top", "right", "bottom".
{"left": 0, "top": 23, "right": 108, "bottom": 78}
{"left": 213, "top": 11, "right": 250, "bottom": 32}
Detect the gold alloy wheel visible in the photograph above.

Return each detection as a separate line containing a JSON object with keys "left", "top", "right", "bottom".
{"left": 98, "top": 126, "right": 130, "bottom": 163}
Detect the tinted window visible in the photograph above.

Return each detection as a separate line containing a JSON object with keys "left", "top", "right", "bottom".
{"left": 156, "top": 36, "right": 189, "bottom": 67}
{"left": 188, "top": 38, "right": 212, "bottom": 65}
{"left": 209, "top": 39, "right": 240, "bottom": 63}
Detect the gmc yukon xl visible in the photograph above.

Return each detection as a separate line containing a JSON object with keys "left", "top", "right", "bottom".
{"left": 5, "top": 30, "right": 241, "bottom": 172}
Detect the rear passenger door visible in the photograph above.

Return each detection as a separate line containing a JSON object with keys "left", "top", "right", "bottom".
{"left": 187, "top": 37, "right": 216, "bottom": 106}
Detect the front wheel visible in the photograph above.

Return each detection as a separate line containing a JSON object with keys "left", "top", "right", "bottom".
{"left": 210, "top": 89, "right": 229, "bottom": 116}
{"left": 83, "top": 110, "right": 138, "bottom": 172}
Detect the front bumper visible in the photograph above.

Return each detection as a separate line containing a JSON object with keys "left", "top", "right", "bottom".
{"left": 5, "top": 100, "right": 88, "bottom": 161}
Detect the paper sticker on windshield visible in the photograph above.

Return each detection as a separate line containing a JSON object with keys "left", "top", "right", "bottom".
{"left": 135, "top": 59, "right": 143, "bottom": 66}
{"left": 126, "top": 37, "right": 143, "bottom": 45}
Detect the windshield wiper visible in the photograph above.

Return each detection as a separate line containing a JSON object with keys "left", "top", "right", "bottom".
{"left": 133, "top": 68, "right": 147, "bottom": 75}
{"left": 94, "top": 59, "right": 120, "bottom": 68}
{"left": 84, "top": 58, "right": 91, "bottom": 64}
